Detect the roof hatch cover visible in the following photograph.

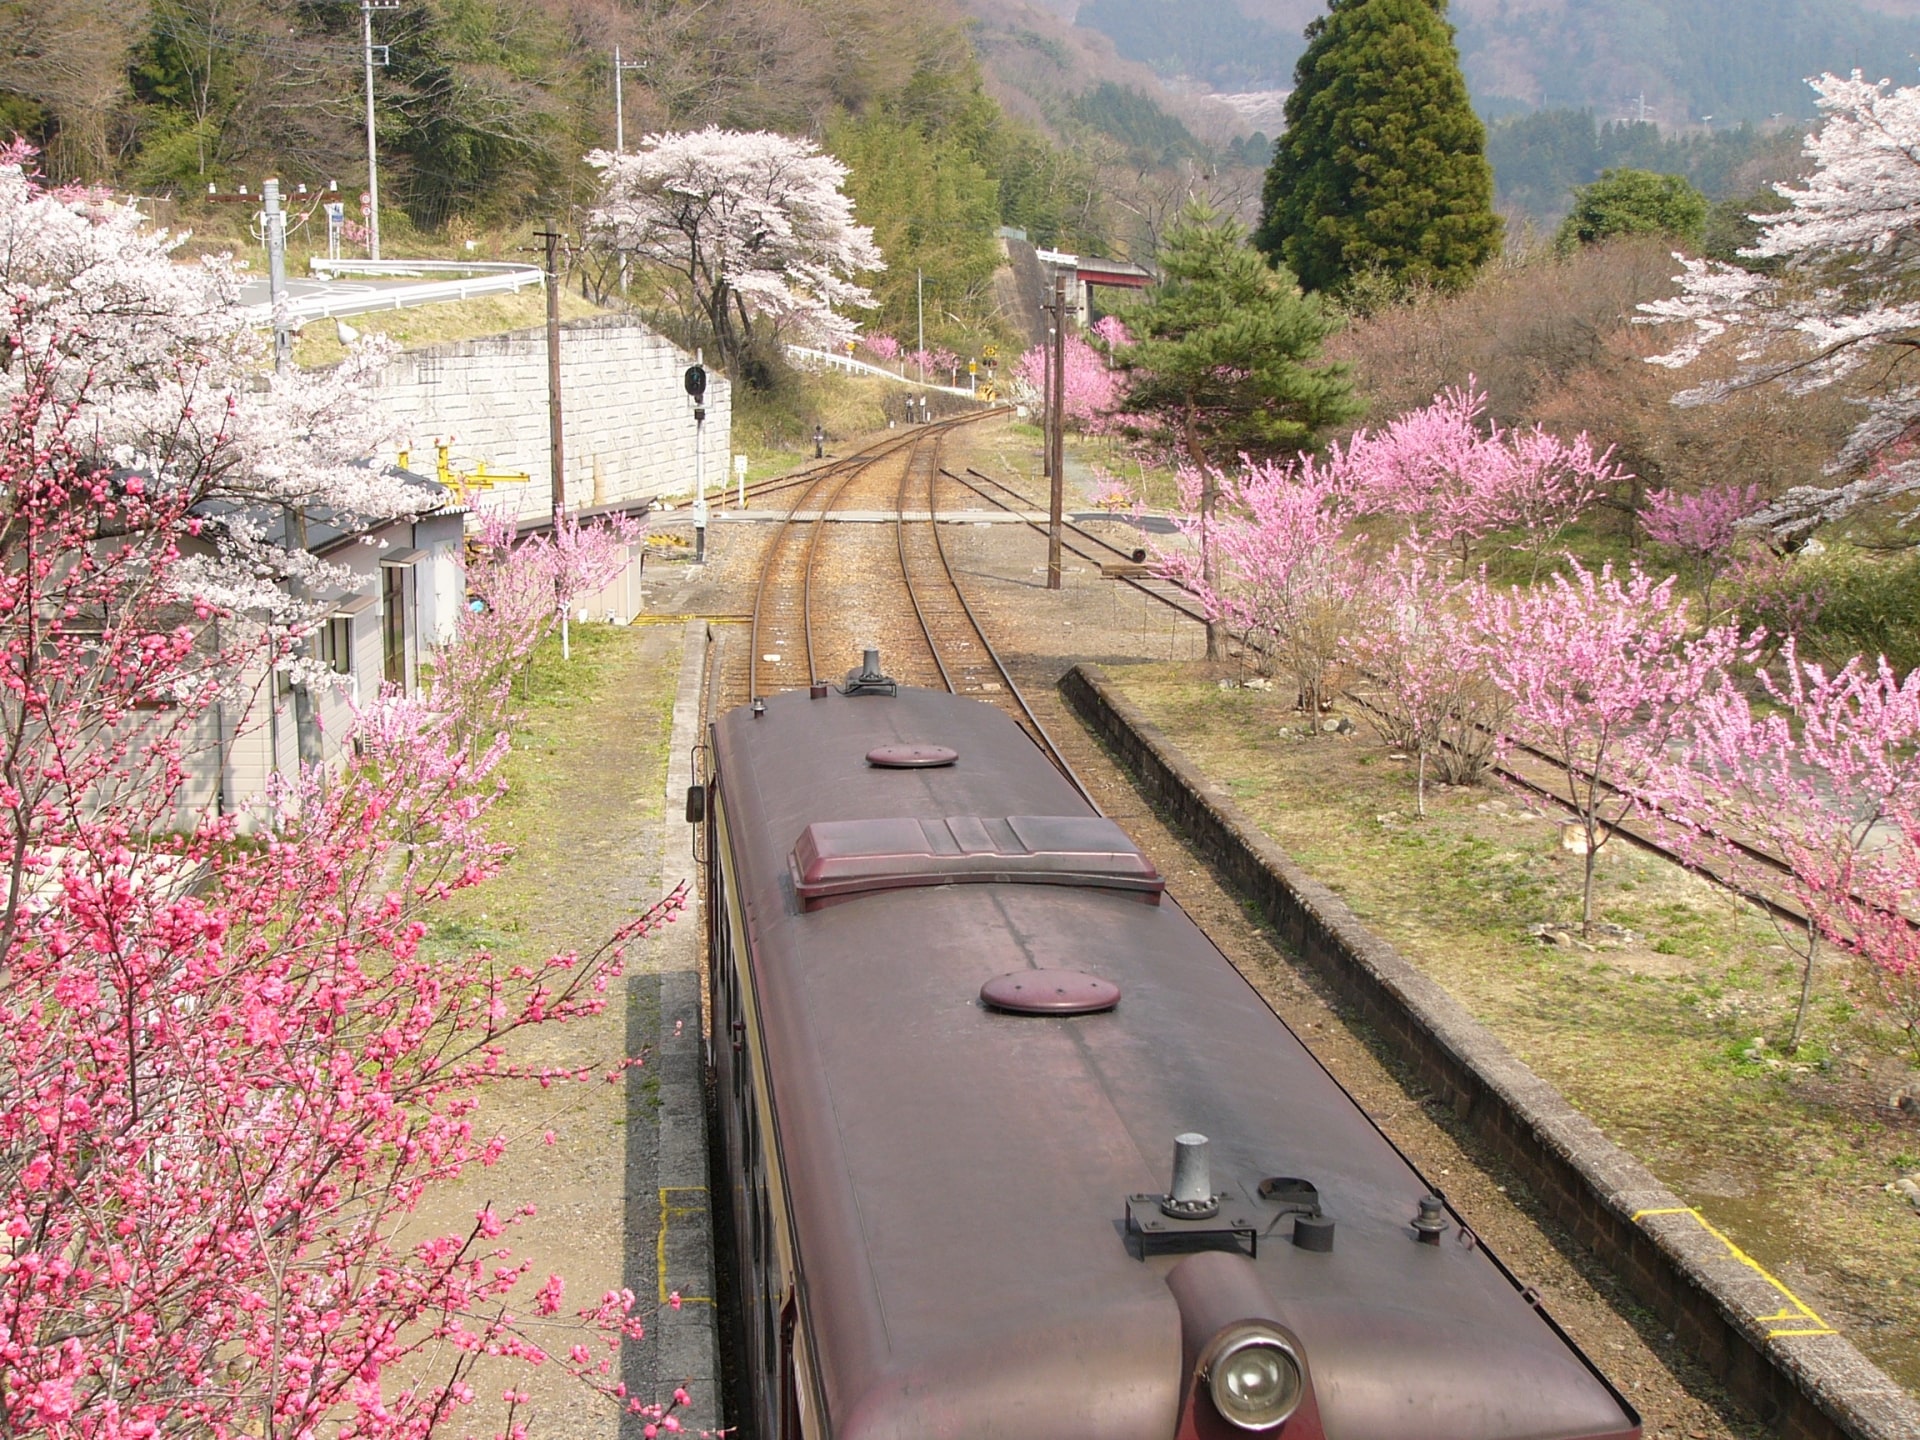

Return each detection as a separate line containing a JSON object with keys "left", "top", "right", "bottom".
{"left": 788, "top": 814, "right": 1164, "bottom": 906}
{"left": 867, "top": 744, "right": 959, "bottom": 768}
{"left": 981, "top": 969, "right": 1120, "bottom": 1015}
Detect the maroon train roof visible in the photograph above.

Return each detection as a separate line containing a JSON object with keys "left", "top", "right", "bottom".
{"left": 711, "top": 685, "right": 1639, "bottom": 1440}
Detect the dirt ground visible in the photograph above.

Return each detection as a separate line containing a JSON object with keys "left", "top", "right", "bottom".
{"left": 408, "top": 621, "right": 686, "bottom": 1439}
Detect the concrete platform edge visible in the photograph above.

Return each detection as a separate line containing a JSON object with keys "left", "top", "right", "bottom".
{"left": 637, "top": 620, "right": 719, "bottom": 1433}
{"left": 1061, "top": 662, "right": 1920, "bottom": 1440}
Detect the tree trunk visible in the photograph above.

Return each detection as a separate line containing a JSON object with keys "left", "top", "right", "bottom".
{"left": 1581, "top": 829, "right": 1598, "bottom": 937}
{"left": 1788, "top": 921, "right": 1819, "bottom": 1054}
{"left": 1184, "top": 401, "right": 1219, "bottom": 660}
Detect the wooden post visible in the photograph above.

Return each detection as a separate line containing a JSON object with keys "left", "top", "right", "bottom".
{"left": 1048, "top": 270, "right": 1067, "bottom": 591}
{"left": 536, "top": 220, "right": 566, "bottom": 524}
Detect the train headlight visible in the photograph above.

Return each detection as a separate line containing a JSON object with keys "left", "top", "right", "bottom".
{"left": 1205, "top": 1328, "right": 1303, "bottom": 1431}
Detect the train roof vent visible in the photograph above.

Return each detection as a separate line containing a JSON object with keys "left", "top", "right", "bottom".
{"left": 789, "top": 814, "right": 1164, "bottom": 908}
{"left": 981, "top": 968, "right": 1120, "bottom": 1015}
{"left": 867, "top": 744, "right": 958, "bottom": 768}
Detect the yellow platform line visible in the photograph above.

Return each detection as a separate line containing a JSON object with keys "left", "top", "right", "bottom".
{"left": 1632, "top": 1206, "right": 1835, "bottom": 1337}
{"left": 658, "top": 1185, "right": 713, "bottom": 1307}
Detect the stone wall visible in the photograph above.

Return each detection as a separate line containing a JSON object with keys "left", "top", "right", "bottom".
{"left": 369, "top": 315, "right": 733, "bottom": 523}
{"left": 1060, "top": 662, "right": 1920, "bottom": 1440}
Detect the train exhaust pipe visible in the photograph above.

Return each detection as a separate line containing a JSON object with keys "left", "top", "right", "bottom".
{"left": 844, "top": 647, "right": 898, "bottom": 697}
{"left": 1162, "top": 1133, "right": 1220, "bottom": 1219}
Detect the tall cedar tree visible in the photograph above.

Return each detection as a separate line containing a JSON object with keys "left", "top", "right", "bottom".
{"left": 1116, "top": 204, "right": 1358, "bottom": 654}
{"left": 1255, "top": 0, "right": 1499, "bottom": 296}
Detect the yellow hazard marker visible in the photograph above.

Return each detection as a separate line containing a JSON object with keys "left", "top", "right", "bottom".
{"left": 657, "top": 1186, "right": 713, "bottom": 1306}
{"left": 1632, "top": 1206, "right": 1835, "bottom": 1337}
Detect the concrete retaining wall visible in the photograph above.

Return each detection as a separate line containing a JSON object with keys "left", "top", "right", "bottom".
{"left": 370, "top": 315, "right": 732, "bottom": 523}
{"left": 1060, "top": 663, "right": 1920, "bottom": 1440}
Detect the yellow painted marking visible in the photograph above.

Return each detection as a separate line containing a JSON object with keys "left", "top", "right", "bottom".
{"left": 1632, "top": 1207, "right": 1835, "bottom": 1337}
{"left": 657, "top": 1186, "right": 714, "bottom": 1307}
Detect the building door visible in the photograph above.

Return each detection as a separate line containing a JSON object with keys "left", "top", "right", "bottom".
{"left": 382, "top": 565, "right": 407, "bottom": 689}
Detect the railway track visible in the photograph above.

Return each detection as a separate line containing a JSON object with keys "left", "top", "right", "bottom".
{"left": 737, "top": 419, "right": 1087, "bottom": 795}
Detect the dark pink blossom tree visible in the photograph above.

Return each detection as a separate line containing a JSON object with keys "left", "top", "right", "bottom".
{"left": 1014, "top": 336, "right": 1122, "bottom": 428}
{"left": 0, "top": 148, "right": 693, "bottom": 1437}
{"left": 1641, "top": 481, "right": 1764, "bottom": 616}
{"left": 1474, "top": 562, "right": 1751, "bottom": 936}
{"left": 1171, "top": 458, "right": 1367, "bottom": 714}
{"left": 1668, "top": 642, "right": 1920, "bottom": 1051}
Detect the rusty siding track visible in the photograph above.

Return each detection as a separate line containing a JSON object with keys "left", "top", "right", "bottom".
{"left": 1061, "top": 661, "right": 1920, "bottom": 1440}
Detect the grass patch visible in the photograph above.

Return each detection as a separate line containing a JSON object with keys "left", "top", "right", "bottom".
{"left": 292, "top": 287, "right": 608, "bottom": 368}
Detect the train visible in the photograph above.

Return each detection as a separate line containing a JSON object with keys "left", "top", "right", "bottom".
{"left": 694, "top": 655, "right": 1641, "bottom": 1440}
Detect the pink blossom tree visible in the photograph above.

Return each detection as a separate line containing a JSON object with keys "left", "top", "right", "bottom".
{"left": 1090, "top": 314, "right": 1133, "bottom": 351}
{"left": 587, "top": 128, "right": 882, "bottom": 372}
{"left": 861, "top": 333, "right": 901, "bottom": 363}
{"left": 0, "top": 147, "right": 694, "bottom": 1436}
{"left": 1667, "top": 642, "right": 1920, "bottom": 1052}
{"left": 1013, "top": 335, "right": 1122, "bottom": 428}
{"left": 1172, "top": 458, "right": 1367, "bottom": 714}
{"left": 1474, "top": 562, "right": 1751, "bottom": 936}
{"left": 1340, "top": 382, "right": 1624, "bottom": 577}
{"left": 1345, "top": 547, "right": 1507, "bottom": 815}
{"left": 1641, "top": 482, "right": 1764, "bottom": 616}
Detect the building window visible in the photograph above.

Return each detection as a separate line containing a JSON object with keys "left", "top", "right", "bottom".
{"left": 316, "top": 616, "right": 353, "bottom": 675}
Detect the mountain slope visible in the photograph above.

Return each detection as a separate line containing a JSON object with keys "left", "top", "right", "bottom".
{"left": 1065, "top": 0, "right": 1920, "bottom": 125}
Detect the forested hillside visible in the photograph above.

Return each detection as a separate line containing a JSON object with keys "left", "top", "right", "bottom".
{"left": 1072, "top": 0, "right": 1920, "bottom": 126}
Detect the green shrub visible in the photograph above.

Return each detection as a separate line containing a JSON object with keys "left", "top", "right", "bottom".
{"left": 1730, "top": 547, "right": 1920, "bottom": 674}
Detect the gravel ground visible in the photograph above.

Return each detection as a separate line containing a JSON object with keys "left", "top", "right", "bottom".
{"left": 641, "top": 415, "right": 1765, "bottom": 1439}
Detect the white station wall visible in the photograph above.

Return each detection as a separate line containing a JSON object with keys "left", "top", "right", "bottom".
{"left": 367, "top": 315, "right": 733, "bottom": 521}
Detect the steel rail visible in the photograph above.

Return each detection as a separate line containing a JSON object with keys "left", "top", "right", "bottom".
{"left": 747, "top": 413, "right": 994, "bottom": 701}
{"left": 905, "top": 460, "right": 1095, "bottom": 804}
{"left": 942, "top": 466, "right": 1212, "bottom": 625}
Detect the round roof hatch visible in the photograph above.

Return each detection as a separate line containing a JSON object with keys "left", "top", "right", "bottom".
{"left": 980, "top": 969, "right": 1121, "bottom": 1016}
{"left": 867, "top": 744, "right": 958, "bottom": 769}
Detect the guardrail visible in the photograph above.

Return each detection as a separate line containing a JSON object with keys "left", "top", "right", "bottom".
{"left": 246, "top": 259, "right": 546, "bottom": 325}
{"left": 784, "top": 345, "right": 980, "bottom": 398}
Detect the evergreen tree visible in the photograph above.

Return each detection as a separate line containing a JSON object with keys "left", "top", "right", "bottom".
{"left": 1114, "top": 203, "right": 1359, "bottom": 655}
{"left": 1556, "top": 169, "right": 1708, "bottom": 252}
{"left": 1255, "top": 0, "right": 1498, "bottom": 296}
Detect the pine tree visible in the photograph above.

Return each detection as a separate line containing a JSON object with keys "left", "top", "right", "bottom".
{"left": 1114, "top": 203, "right": 1359, "bottom": 655}
{"left": 1255, "top": 0, "right": 1499, "bottom": 296}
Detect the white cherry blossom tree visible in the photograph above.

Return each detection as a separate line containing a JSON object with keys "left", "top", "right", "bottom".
{"left": 0, "top": 142, "right": 423, "bottom": 616}
{"left": 587, "top": 127, "right": 881, "bottom": 377}
{"left": 1640, "top": 72, "right": 1920, "bottom": 540}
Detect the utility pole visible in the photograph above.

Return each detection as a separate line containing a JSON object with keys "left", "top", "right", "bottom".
{"left": 536, "top": 220, "right": 567, "bottom": 525}
{"left": 1047, "top": 270, "right": 1067, "bottom": 591}
{"left": 361, "top": 0, "right": 399, "bottom": 261}
{"left": 263, "top": 178, "right": 291, "bottom": 373}
{"left": 613, "top": 47, "right": 648, "bottom": 152}
{"left": 916, "top": 269, "right": 924, "bottom": 380}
